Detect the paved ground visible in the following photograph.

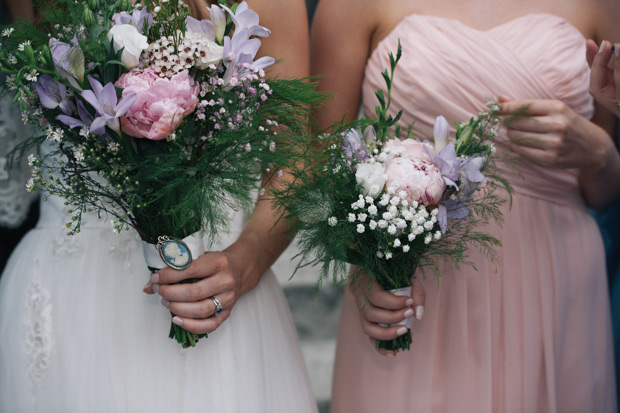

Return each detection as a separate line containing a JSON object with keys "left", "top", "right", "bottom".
{"left": 272, "top": 239, "right": 343, "bottom": 412}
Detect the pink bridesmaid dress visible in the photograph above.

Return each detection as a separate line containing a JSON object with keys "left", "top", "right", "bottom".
{"left": 331, "top": 14, "right": 616, "bottom": 413}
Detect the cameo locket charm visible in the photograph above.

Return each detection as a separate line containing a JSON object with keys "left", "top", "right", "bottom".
{"left": 156, "top": 236, "right": 192, "bottom": 270}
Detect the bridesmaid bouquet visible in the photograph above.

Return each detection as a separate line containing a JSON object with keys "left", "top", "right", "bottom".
{"left": 1, "top": 0, "right": 320, "bottom": 347}
{"left": 275, "top": 43, "right": 510, "bottom": 351}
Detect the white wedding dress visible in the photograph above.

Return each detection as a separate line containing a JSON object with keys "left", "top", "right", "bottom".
{"left": 0, "top": 145, "right": 317, "bottom": 412}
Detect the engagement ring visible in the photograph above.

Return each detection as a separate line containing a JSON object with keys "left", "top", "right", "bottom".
{"left": 212, "top": 297, "right": 223, "bottom": 316}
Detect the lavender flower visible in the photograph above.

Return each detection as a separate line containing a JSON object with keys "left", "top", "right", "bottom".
{"left": 49, "top": 36, "right": 84, "bottom": 90}
{"left": 81, "top": 76, "right": 136, "bottom": 135}
{"left": 35, "top": 75, "right": 74, "bottom": 115}
{"left": 222, "top": 29, "right": 275, "bottom": 70}
{"left": 56, "top": 99, "right": 94, "bottom": 130}
{"left": 437, "top": 199, "right": 470, "bottom": 233}
{"left": 429, "top": 143, "right": 485, "bottom": 195}
{"left": 221, "top": 1, "right": 270, "bottom": 39}
{"left": 112, "top": 7, "right": 153, "bottom": 33}
{"left": 185, "top": 16, "right": 216, "bottom": 41}
{"left": 433, "top": 115, "right": 450, "bottom": 152}
{"left": 342, "top": 129, "right": 369, "bottom": 162}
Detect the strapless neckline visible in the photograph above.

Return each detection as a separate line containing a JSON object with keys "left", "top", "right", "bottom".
{"left": 370, "top": 13, "right": 585, "bottom": 64}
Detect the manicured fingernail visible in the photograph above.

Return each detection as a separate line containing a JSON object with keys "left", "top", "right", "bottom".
{"left": 599, "top": 40, "right": 606, "bottom": 54}
{"left": 416, "top": 305, "right": 424, "bottom": 320}
{"left": 405, "top": 298, "right": 414, "bottom": 307}
{"left": 388, "top": 352, "right": 396, "bottom": 357}
{"left": 161, "top": 298, "right": 169, "bottom": 308}
{"left": 396, "top": 327, "right": 408, "bottom": 336}
{"left": 172, "top": 316, "right": 183, "bottom": 326}
{"left": 152, "top": 284, "right": 160, "bottom": 294}
{"left": 150, "top": 272, "right": 160, "bottom": 283}
{"left": 404, "top": 308, "right": 414, "bottom": 318}
{"left": 614, "top": 44, "right": 619, "bottom": 58}
{"left": 142, "top": 281, "right": 152, "bottom": 292}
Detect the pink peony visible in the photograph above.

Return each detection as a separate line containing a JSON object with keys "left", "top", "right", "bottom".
{"left": 384, "top": 156, "right": 445, "bottom": 205}
{"left": 116, "top": 68, "right": 199, "bottom": 140}
{"left": 384, "top": 139, "right": 435, "bottom": 162}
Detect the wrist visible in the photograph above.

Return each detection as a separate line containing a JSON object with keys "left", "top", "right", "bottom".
{"left": 223, "top": 237, "right": 263, "bottom": 298}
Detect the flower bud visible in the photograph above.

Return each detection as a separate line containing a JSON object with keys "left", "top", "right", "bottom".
{"left": 433, "top": 116, "right": 449, "bottom": 152}
{"left": 456, "top": 125, "right": 473, "bottom": 152}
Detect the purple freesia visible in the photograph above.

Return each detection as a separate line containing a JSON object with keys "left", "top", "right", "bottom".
{"left": 222, "top": 29, "right": 274, "bottom": 69}
{"left": 221, "top": 1, "right": 270, "bottom": 39}
{"left": 57, "top": 99, "right": 94, "bottom": 130}
{"left": 185, "top": 16, "right": 216, "bottom": 41}
{"left": 437, "top": 198, "right": 470, "bottom": 233}
{"left": 429, "top": 143, "right": 461, "bottom": 189}
{"left": 428, "top": 142, "right": 486, "bottom": 195}
{"left": 35, "top": 75, "right": 74, "bottom": 115}
{"left": 112, "top": 7, "right": 153, "bottom": 33}
{"left": 342, "top": 129, "right": 369, "bottom": 163}
{"left": 459, "top": 156, "right": 486, "bottom": 196}
{"left": 49, "top": 36, "right": 84, "bottom": 90}
{"left": 81, "top": 76, "right": 136, "bottom": 135}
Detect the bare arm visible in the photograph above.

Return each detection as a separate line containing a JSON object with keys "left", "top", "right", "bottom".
{"left": 148, "top": 0, "right": 311, "bottom": 334}
{"left": 5, "top": 0, "right": 34, "bottom": 20}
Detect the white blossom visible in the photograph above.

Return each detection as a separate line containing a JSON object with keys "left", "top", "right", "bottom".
{"left": 424, "top": 221, "right": 434, "bottom": 231}
{"left": 385, "top": 252, "right": 393, "bottom": 260}
{"left": 27, "top": 154, "right": 36, "bottom": 166}
{"left": 369, "top": 220, "right": 377, "bottom": 230}
{"left": 408, "top": 233, "right": 416, "bottom": 241}
{"left": 17, "top": 40, "right": 31, "bottom": 51}
{"left": 348, "top": 213, "right": 356, "bottom": 222}
{"left": 327, "top": 216, "right": 338, "bottom": 226}
{"left": 368, "top": 205, "right": 378, "bottom": 215}
{"left": 402, "top": 245, "right": 410, "bottom": 252}
{"left": 424, "top": 234, "right": 432, "bottom": 244}
{"left": 26, "top": 178, "right": 35, "bottom": 192}
{"left": 376, "top": 251, "right": 384, "bottom": 258}
{"left": 393, "top": 239, "right": 401, "bottom": 247}
{"left": 434, "top": 231, "right": 442, "bottom": 241}
{"left": 378, "top": 219, "right": 388, "bottom": 229}
{"left": 107, "top": 142, "right": 120, "bottom": 153}
{"left": 356, "top": 224, "right": 365, "bottom": 234}
{"left": 357, "top": 213, "right": 367, "bottom": 222}
{"left": 2, "top": 28, "right": 14, "bottom": 37}
{"left": 387, "top": 224, "right": 396, "bottom": 235}
{"left": 25, "top": 69, "right": 39, "bottom": 82}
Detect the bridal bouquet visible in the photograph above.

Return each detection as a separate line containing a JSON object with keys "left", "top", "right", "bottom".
{"left": 1, "top": 0, "right": 320, "bottom": 348}
{"left": 275, "top": 43, "right": 510, "bottom": 351}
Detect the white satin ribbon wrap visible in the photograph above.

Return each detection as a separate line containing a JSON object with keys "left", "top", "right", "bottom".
{"left": 141, "top": 233, "right": 205, "bottom": 270}
{"left": 381, "top": 286, "right": 413, "bottom": 329}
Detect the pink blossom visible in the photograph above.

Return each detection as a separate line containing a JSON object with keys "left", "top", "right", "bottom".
{"left": 384, "top": 139, "right": 435, "bottom": 162}
{"left": 116, "top": 68, "right": 199, "bottom": 140}
{"left": 384, "top": 157, "right": 445, "bottom": 205}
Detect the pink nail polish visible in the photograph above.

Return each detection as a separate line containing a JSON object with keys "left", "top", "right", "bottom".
{"left": 404, "top": 308, "right": 414, "bottom": 318}
{"left": 152, "top": 284, "right": 160, "bottom": 294}
{"left": 396, "top": 327, "right": 408, "bottom": 336}
{"left": 599, "top": 40, "right": 606, "bottom": 54}
{"left": 405, "top": 298, "right": 414, "bottom": 307}
{"left": 142, "top": 281, "right": 152, "bottom": 292}
{"left": 161, "top": 298, "right": 169, "bottom": 308}
{"left": 150, "top": 272, "right": 160, "bottom": 283}
{"left": 172, "top": 316, "right": 183, "bottom": 326}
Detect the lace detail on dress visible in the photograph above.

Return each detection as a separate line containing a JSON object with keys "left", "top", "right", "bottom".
{"left": 0, "top": 92, "right": 37, "bottom": 228}
{"left": 23, "top": 275, "right": 53, "bottom": 387}
{"left": 52, "top": 232, "right": 82, "bottom": 257}
{"left": 102, "top": 227, "right": 141, "bottom": 270}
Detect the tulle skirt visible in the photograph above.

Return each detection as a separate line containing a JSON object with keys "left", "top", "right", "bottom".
{"left": 0, "top": 205, "right": 317, "bottom": 412}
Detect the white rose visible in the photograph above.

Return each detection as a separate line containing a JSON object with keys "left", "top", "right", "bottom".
{"left": 107, "top": 24, "right": 149, "bottom": 69}
{"left": 355, "top": 163, "right": 386, "bottom": 198}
